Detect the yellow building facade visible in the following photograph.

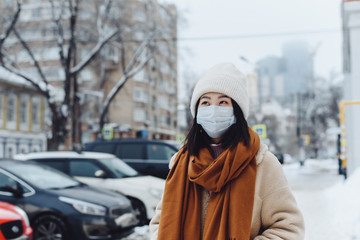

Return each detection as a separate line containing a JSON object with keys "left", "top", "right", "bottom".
{"left": 0, "top": 67, "right": 46, "bottom": 158}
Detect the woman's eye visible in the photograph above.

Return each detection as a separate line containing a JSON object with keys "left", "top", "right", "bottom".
{"left": 219, "top": 100, "right": 228, "bottom": 105}
{"left": 200, "top": 101, "right": 209, "bottom": 106}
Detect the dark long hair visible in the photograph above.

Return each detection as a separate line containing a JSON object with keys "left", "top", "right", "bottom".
{"left": 184, "top": 99, "right": 250, "bottom": 157}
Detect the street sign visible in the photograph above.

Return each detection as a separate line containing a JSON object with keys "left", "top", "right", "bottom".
{"left": 176, "top": 134, "right": 185, "bottom": 144}
{"left": 301, "top": 134, "right": 310, "bottom": 146}
{"left": 102, "top": 126, "right": 114, "bottom": 140}
{"left": 252, "top": 124, "right": 267, "bottom": 139}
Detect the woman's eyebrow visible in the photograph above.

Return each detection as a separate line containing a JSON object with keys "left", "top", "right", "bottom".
{"left": 200, "top": 95, "right": 211, "bottom": 99}
{"left": 218, "top": 95, "right": 230, "bottom": 99}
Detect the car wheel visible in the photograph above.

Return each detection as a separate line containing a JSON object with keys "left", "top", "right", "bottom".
{"left": 129, "top": 198, "right": 147, "bottom": 226}
{"left": 33, "top": 214, "right": 68, "bottom": 240}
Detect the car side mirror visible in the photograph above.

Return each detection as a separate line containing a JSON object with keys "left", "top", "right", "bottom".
{"left": 95, "top": 170, "right": 107, "bottom": 178}
{"left": 2, "top": 182, "right": 24, "bottom": 198}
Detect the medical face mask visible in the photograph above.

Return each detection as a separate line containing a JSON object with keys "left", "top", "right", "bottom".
{"left": 196, "top": 105, "right": 236, "bottom": 138}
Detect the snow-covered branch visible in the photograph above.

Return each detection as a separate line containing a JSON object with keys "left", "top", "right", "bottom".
{"left": 123, "top": 30, "right": 157, "bottom": 75}
{"left": 0, "top": 0, "right": 21, "bottom": 45}
{"left": 13, "top": 28, "right": 50, "bottom": 86}
{"left": 103, "top": 54, "right": 154, "bottom": 109}
{"left": 0, "top": 65, "right": 49, "bottom": 97}
{"left": 97, "top": 0, "right": 112, "bottom": 36}
{"left": 70, "top": 28, "right": 119, "bottom": 74}
{"left": 0, "top": 0, "right": 22, "bottom": 66}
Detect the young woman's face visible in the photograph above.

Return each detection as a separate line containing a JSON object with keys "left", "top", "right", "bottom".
{"left": 198, "top": 92, "right": 233, "bottom": 108}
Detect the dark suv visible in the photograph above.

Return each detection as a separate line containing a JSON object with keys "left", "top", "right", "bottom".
{"left": 84, "top": 139, "right": 178, "bottom": 179}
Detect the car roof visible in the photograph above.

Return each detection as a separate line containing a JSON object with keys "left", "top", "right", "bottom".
{"left": 0, "top": 159, "right": 52, "bottom": 171}
{"left": 0, "top": 159, "right": 26, "bottom": 168}
{"left": 88, "top": 138, "right": 175, "bottom": 144}
{"left": 13, "top": 151, "right": 116, "bottom": 160}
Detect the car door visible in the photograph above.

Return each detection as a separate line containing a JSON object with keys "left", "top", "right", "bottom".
{"left": 145, "top": 143, "right": 178, "bottom": 179}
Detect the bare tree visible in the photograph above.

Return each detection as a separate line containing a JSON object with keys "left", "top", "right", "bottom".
{"left": 0, "top": 0, "right": 174, "bottom": 149}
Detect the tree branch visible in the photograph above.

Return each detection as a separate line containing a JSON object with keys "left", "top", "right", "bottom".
{"left": 100, "top": 53, "right": 154, "bottom": 121}
{"left": 0, "top": 0, "right": 22, "bottom": 65}
{"left": 1, "top": 65, "right": 50, "bottom": 98}
{"left": 123, "top": 30, "right": 157, "bottom": 75}
{"left": 49, "top": 0, "right": 67, "bottom": 71}
{"left": 13, "top": 28, "right": 50, "bottom": 86}
{"left": 70, "top": 28, "right": 119, "bottom": 74}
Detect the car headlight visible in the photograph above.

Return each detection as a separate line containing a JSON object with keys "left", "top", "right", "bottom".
{"left": 14, "top": 206, "right": 30, "bottom": 227}
{"left": 148, "top": 188, "right": 163, "bottom": 199}
{"left": 59, "top": 196, "right": 106, "bottom": 216}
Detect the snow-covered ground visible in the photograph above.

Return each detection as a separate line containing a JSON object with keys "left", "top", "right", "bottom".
{"left": 123, "top": 158, "right": 360, "bottom": 240}
{"left": 284, "top": 159, "right": 360, "bottom": 240}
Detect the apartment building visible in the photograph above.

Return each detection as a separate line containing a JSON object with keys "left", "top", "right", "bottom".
{"left": 100, "top": 1, "right": 178, "bottom": 141}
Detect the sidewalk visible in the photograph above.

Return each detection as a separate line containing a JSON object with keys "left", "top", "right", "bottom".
{"left": 284, "top": 159, "right": 360, "bottom": 240}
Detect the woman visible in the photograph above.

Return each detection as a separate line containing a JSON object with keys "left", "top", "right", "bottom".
{"left": 150, "top": 63, "right": 305, "bottom": 240}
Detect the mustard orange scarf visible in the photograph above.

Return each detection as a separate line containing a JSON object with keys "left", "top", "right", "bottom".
{"left": 158, "top": 128, "right": 260, "bottom": 240}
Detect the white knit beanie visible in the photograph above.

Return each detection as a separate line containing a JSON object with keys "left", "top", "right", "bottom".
{"left": 190, "top": 62, "right": 249, "bottom": 119}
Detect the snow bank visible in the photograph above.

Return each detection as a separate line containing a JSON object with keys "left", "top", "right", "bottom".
{"left": 324, "top": 168, "right": 360, "bottom": 239}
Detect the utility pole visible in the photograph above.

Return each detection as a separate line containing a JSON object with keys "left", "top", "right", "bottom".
{"left": 296, "top": 93, "right": 305, "bottom": 166}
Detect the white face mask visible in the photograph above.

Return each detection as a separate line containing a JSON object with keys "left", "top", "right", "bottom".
{"left": 196, "top": 105, "right": 236, "bottom": 138}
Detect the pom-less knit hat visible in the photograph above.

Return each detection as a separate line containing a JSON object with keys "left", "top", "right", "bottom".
{"left": 190, "top": 62, "right": 249, "bottom": 119}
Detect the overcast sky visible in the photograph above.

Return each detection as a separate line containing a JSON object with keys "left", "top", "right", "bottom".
{"left": 161, "top": 0, "right": 343, "bottom": 97}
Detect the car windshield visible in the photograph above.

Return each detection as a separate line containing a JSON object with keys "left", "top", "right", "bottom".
{"left": 97, "top": 158, "right": 138, "bottom": 178}
{"left": 9, "top": 164, "right": 80, "bottom": 189}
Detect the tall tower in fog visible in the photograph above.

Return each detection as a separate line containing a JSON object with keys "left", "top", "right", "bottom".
{"left": 282, "top": 41, "right": 314, "bottom": 95}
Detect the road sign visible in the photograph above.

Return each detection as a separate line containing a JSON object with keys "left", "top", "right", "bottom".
{"left": 102, "top": 126, "right": 114, "bottom": 140}
{"left": 176, "top": 134, "right": 185, "bottom": 144}
{"left": 252, "top": 124, "right": 267, "bottom": 139}
{"left": 301, "top": 134, "right": 310, "bottom": 146}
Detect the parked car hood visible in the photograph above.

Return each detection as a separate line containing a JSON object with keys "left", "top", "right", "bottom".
{"left": 48, "top": 184, "right": 130, "bottom": 207}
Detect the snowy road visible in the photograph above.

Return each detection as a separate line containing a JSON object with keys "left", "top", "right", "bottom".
{"left": 123, "top": 158, "right": 359, "bottom": 240}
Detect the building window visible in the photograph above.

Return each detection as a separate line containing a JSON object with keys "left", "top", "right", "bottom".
{"left": 101, "top": 45, "right": 119, "bottom": 63}
{"left": 6, "top": 93, "right": 16, "bottom": 130}
{"left": 133, "top": 69, "right": 148, "bottom": 83}
{"left": 158, "top": 95, "right": 170, "bottom": 110}
{"left": 20, "top": 95, "right": 29, "bottom": 131}
{"left": 32, "top": 97, "right": 41, "bottom": 131}
{"left": 134, "top": 108, "right": 147, "bottom": 122}
{"left": 0, "top": 92, "right": 3, "bottom": 126}
{"left": 151, "top": 95, "right": 157, "bottom": 109}
{"left": 160, "top": 115, "right": 170, "bottom": 127}
{"left": 133, "top": 87, "right": 148, "bottom": 103}
{"left": 5, "top": 143, "right": 16, "bottom": 158}
{"left": 19, "top": 144, "right": 29, "bottom": 154}
{"left": 152, "top": 115, "right": 157, "bottom": 128}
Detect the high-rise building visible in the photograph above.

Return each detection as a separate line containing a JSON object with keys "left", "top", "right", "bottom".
{"left": 282, "top": 41, "right": 314, "bottom": 95}
{"left": 256, "top": 41, "right": 314, "bottom": 106}
{"left": 256, "top": 56, "right": 285, "bottom": 103}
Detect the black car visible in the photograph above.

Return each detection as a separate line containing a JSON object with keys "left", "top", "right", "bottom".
{"left": 0, "top": 160, "right": 138, "bottom": 240}
{"left": 84, "top": 139, "right": 178, "bottom": 179}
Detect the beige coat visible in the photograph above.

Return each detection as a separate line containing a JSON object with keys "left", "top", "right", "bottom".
{"left": 149, "top": 144, "right": 305, "bottom": 240}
